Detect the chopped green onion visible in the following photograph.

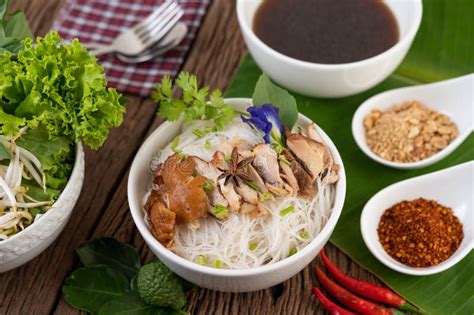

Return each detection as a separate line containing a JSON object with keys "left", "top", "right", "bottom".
{"left": 261, "top": 191, "right": 272, "bottom": 201}
{"left": 193, "top": 129, "right": 205, "bottom": 138}
{"left": 177, "top": 152, "right": 186, "bottom": 160}
{"left": 245, "top": 180, "right": 260, "bottom": 191}
{"left": 249, "top": 242, "right": 258, "bottom": 251}
{"left": 300, "top": 230, "right": 309, "bottom": 239}
{"left": 288, "top": 247, "right": 297, "bottom": 257}
{"left": 271, "top": 140, "right": 284, "bottom": 154}
{"left": 203, "top": 181, "right": 214, "bottom": 191}
{"left": 204, "top": 140, "right": 212, "bottom": 150}
{"left": 212, "top": 204, "right": 228, "bottom": 219}
{"left": 204, "top": 126, "right": 214, "bottom": 133}
{"left": 224, "top": 155, "right": 231, "bottom": 163}
{"left": 214, "top": 260, "right": 222, "bottom": 269}
{"left": 280, "top": 205, "right": 295, "bottom": 216}
{"left": 171, "top": 136, "right": 180, "bottom": 152}
{"left": 198, "top": 256, "right": 208, "bottom": 265}
{"left": 278, "top": 155, "right": 291, "bottom": 166}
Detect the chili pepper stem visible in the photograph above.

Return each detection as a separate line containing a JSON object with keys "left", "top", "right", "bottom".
{"left": 399, "top": 302, "right": 419, "bottom": 313}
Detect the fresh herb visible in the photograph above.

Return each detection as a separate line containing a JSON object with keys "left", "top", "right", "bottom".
{"left": 211, "top": 204, "right": 228, "bottom": 220}
{"left": 203, "top": 181, "right": 214, "bottom": 191}
{"left": 0, "top": 32, "right": 125, "bottom": 148}
{"left": 245, "top": 180, "right": 260, "bottom": 192}
{"left": 288, "top": 247, "right": 298, "bottom": 257}
{"left": 152, "top": 72, "right": 235, "bottom": 130}
{"left": 249, "top": 242, "right": 258, "bottom": 251}
{"left": 300, "top": 230, "right": 309, "bottom": 239}
{"left": 252, "top": 74, "right": 298, "bottom": 129}
{"left": 171, "top": 136, "right": 181, "bottom": 153}
{"left": 261, "top": 191, "right": 272, "bottom": 201}
{"left": 214, "top": 260, "right": 222, "bottom": 269}
{"left": 193, "top": 129, "right": 205, "bottom": 138}
{"left": 62, "top": 238, "right": 190, "bottom": 315}
{"left": 197, "top": 256, "right": 208, "bottom": 265}
{"left": 278, "top": 154, "right": 291, "bottom": 166}
{"left": 0, "top": 0, "right": 32, "bottom": 53}
{"left": 280, "top": 205, "right": 295, "bottom": 216}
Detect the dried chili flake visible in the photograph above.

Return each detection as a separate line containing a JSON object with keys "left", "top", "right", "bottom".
{"left": 377, "top": 198, "right": 463, "bottom": 267}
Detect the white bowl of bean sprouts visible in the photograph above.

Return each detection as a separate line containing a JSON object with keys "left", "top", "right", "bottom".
{"left": 0, "top": 143, "right": 84, "bottom": 272}
{"left": 128, "top": 98, "right": 346, "bottom": 292}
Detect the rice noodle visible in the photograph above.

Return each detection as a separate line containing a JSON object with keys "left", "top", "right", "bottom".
{"left": 147, "top": 118, "right": 337, "bottom": 269}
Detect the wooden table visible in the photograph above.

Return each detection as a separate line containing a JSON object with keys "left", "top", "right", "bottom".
{"left": 1, "top": 1, "right": 386, "bottom": 314}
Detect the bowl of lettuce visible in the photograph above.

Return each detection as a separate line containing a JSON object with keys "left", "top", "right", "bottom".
{"left": 0, "top": 32, "right": 125, "bottom": 272}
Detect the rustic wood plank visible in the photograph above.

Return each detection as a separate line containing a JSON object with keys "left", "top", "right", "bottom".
{"left": 2, "top": 1, "right": 386, "bottom": 315}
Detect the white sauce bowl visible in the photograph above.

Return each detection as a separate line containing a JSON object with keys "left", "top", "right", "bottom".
{"left": 128, "top": 98, "right": 346, "bottom": 292}
{"left": 236, "top": 0, "right": 423, "bottom": 98}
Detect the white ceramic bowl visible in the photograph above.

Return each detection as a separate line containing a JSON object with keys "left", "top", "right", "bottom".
{"left": 352, "top": 74, "right": 474, "bottom": 170}
{"left": 361, "top": 162, "right": 473, "bottom": 276}
{"left": 236, "top": 0, "right": 423, "bottom": 98}
{"left": 0, "top": 143, "right": 85, "bottom": 273}
{"left": 128, "top": 98, "right": 346, "bottom": 292}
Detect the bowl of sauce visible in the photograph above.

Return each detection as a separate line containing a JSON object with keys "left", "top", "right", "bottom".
{"left": 237, "top": 0, "right": 422, "bottom": 98}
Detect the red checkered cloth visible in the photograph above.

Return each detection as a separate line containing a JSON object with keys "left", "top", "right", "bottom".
{"left": 52, "top": 0, "right": 209, "bottom": 96}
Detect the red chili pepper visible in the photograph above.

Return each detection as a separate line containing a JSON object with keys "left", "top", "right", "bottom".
{"left": 315, "top": 267, "right": 404, "bottom": 315}
{"left": 312, "top": 287, "right": 356, "bottom": 315}
{"left": 320, "top": 249, "right": 418, "bottom": 312}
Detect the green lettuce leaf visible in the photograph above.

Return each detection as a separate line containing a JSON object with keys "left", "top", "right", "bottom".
{"left": 0, "top": 31, "right": 125, "bottom": 149}
{"left": 17, "top": 125, "right": 73, "bottom": 190}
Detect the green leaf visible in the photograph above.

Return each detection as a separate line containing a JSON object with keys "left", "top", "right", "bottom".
{"left": 0, "top": 0, "right": 8, "bottom": 20}
{"left": 252, "top": 74, "right": 298, "bottom": 129}
{"left": 4, "top": 11, "right": 32, "bottom": 39}
{"left": 76, "top": 237, "right": 142, "bottom": 279}
{"left": 62, "top": 265, "right": 129, "bottom": 315}
{"left": 226, "top": 1, "right": 474, "bottom": 313}
{"left": 0, "top": 31, "right": 125, "bottom": 149}
{"left": 0, "top": 142, "right": 9, "bottom": 159}
{"left": 98, "top": 292, "right": 185, "bottom": 315}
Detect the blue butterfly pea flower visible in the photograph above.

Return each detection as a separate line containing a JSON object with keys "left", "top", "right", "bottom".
{"left": 241, "top": 104, "right": 285, "bottom": 150}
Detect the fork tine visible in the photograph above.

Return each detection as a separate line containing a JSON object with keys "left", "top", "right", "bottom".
{"left": 137, "top": 2, "right": 179, "bottom": 38}
{"left": 134, "top": 0, "right": 174, "bottom": 33}
{"left": 142, "top": 9, "right": 183, "bottom": 47}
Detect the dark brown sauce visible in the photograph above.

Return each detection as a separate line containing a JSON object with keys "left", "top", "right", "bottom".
{"left": 253, "top": 0, "right": 399, "bottom": 64}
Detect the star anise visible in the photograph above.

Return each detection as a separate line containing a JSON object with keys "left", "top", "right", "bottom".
{"left": 217, "top": 147, "right": 253, "bottom": 185}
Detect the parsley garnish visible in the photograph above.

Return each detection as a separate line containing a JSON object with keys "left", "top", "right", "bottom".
{"left": 152, "top": 72, "right": 235, "bottom": 130}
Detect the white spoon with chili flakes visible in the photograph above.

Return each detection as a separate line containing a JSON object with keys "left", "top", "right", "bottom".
{"left": 352, "top": 74, "right": 473, "bottom": 169}
{"left": 360, "top": 161, "right": 473, "bottom": 276}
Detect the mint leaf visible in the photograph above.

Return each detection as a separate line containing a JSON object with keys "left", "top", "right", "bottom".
{"left": 62, "top": 265, "right": 129, "bottom": 315}
{"left": 98, "top": 292, "right": 185, "bottom": 315}
{"left": 252, "top": 74, "right": 298, "bottom": 129}
{"left": 77, "top": 238, "right": 141, "bottom": 279}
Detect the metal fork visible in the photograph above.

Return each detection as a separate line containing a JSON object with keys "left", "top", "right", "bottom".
{"left": 83, "top": 0, "right": 183, "bottom": 56}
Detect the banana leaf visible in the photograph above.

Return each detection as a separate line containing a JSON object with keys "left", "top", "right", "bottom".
{"left": 225, "top": 1, "right": 474, "bottom": 314}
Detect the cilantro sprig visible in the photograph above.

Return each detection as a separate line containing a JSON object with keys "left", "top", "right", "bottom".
{"left": 152, "top": 72, "right": 235, "bottom": 131}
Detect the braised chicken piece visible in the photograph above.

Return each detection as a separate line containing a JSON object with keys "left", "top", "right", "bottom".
{"left": 279, "top": 158, "right": 299, "bottom": 196}
{"left": 246, "top": 164, "right": 268, "bottom": 193}
{"left": 252, "top": 144, "right": 292, "bottom": 196}
{"left": 148, "top": 200, "right": 176, "bottom": 248}
{"left": 235, "top": 177, "right": 259, "bottom": 204}
{"left": 282, "top": 149, "right": 316, "bottom": 199}
{"left": 286, "top": 132, "right": 325, "bottom": 180}
{"left": 192, "top": 156, "right": 229, "bottom": 209}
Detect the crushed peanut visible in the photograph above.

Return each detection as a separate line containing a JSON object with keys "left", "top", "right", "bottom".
{"left": 378, "top": 198, "right": 464, "bottom": 268}
{"left": 364, "top": 101, "right": 458, "bottom": 163}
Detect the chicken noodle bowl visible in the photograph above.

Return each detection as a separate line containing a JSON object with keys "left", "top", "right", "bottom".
{"left": 144, "top": 109, "right": 338, "bottom": 269}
